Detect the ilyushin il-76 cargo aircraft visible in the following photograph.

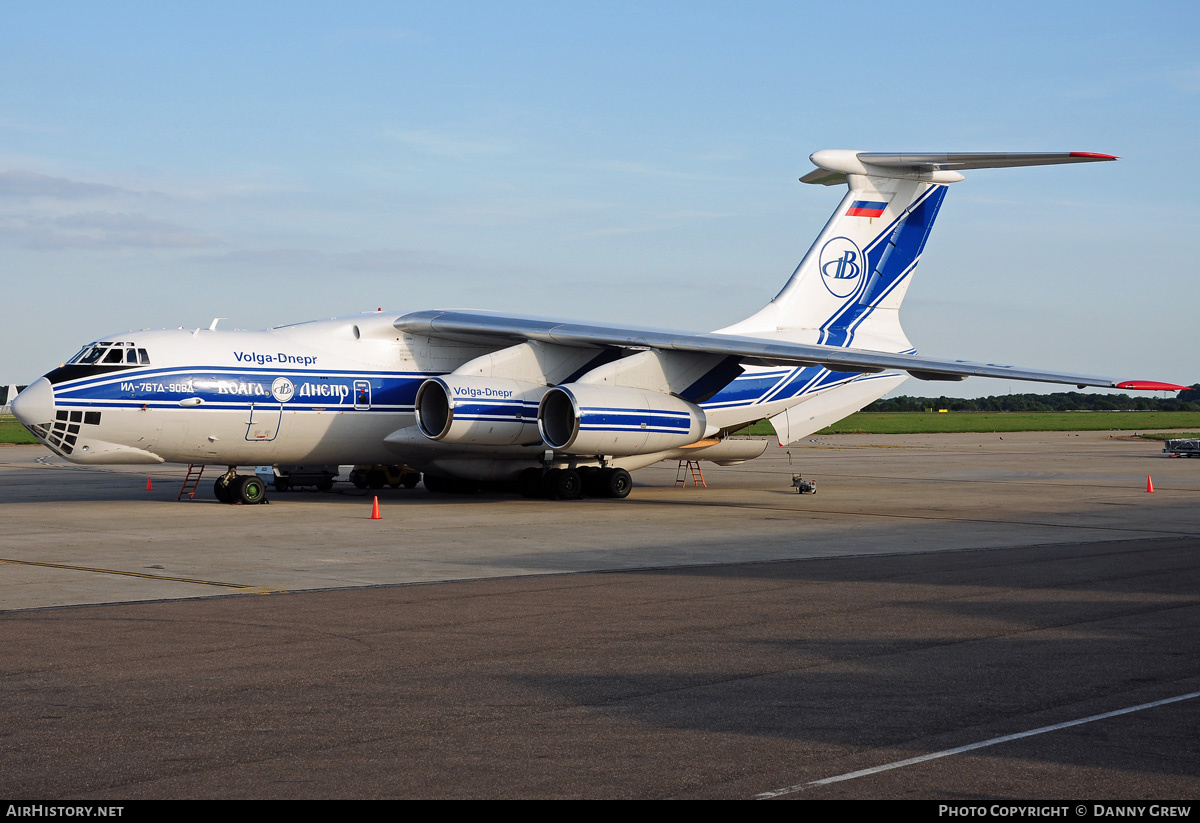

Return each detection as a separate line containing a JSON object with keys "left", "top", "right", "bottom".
{"left": 12, "top": 150, "right": 1184, "bottom": 504}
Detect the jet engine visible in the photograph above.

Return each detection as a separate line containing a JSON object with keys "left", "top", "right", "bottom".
{"left": 537, "top": 383, "right": 706, "bottom": 455}
{"left": 414, "top": 376, "right": 546, "bottom": 446}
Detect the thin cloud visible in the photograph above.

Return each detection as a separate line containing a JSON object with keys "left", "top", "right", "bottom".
{"left": 0, "top": 171, "right": 126, "bottom": 199}
{"left": 0, "top": 117, "right": 61, "bottom": 135}
{"left": 0, "top": 211, "right": 212, "bottom": 249}
{"left": 195, "top": 247, "right": 446, "bottom": 274}
{"left": 582, "top": 208, "right": 738, "bottom": 238}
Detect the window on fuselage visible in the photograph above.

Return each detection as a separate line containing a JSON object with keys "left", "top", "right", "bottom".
{"left": 137, "top": 348, "right": 149, "bottom": 364}
{"left": 102, "top": 348, "right": 124, "bottom": 364}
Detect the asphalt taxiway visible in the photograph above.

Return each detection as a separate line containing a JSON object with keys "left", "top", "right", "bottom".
{"left": 2, "top": 432, "right": 1198, "bottom": 798}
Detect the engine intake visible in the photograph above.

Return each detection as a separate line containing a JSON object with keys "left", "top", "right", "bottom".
{"left": 415, "top": 376, "right": 545, "bottom": 446}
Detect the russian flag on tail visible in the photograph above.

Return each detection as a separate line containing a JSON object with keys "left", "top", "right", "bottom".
{"left": 846, "top": 200, "right": 887, "bottom": 218}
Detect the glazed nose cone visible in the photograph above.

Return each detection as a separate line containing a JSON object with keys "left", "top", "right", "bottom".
{"left": 10, "top": 377, "right": 55, "bottom": 428}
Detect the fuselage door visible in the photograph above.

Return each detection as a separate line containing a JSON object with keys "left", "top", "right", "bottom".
{"left": 246, "top": 403, "right": 282, "bottom": 442}
{"left": 354, "top": 380, "right": 371, "bottom": 411}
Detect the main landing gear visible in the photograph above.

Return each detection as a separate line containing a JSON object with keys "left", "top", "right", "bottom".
{"left": 517, "top": 466, "right": 631, "bottom": 500}
{"left": 213, "top": 468, "right": 268, "bottom": 505}
{"left": 350, "top": 464, "right": 421, "bottom": 490}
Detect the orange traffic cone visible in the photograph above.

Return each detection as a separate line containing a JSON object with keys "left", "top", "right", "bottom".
{"left": 1146, "top": 476, "right": 1155, "bottom": 493}
{"left": 370, "top": 496, "right": 382, "bottom": 519}
{"left": 146, "top": 477, "right": 153, "bottom": 491}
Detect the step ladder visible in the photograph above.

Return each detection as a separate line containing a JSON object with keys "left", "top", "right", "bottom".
{"left": 178, "top": 464, "right": 205, "bottom": 501}
{"left": 674, "top": 460, "right": 706, "bottom": 488}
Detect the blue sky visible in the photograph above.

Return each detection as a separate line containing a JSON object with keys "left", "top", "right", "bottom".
{"left": 2, "top": 1, "right": 1196, "bottom": 397}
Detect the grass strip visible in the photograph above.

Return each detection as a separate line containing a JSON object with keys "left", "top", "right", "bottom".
{"left": 736, "top": 411, "right": 1200, "bottom": 436}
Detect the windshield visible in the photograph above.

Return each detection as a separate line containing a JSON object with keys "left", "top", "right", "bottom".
{"left": 71, "top": 346, "right": 106, "bottom": 365}
{"left": 67, "top": 342, "right": 149, "bottom": 366}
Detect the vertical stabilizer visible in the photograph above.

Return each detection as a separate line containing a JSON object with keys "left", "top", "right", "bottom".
{"left": 720, "top": 150, "right": 1116, "bottom": 354}
{"left": 720, "top": 165, "right": 946, "bottom": 353}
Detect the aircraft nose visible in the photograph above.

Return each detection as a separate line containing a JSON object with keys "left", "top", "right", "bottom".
{"left": 10, "top": 377, "right": 55, "bottom": 428}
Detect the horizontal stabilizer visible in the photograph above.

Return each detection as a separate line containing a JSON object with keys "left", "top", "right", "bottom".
{"left": 800, "top": 150, "right": 1117, "bottom": 185}
{"left": 857, "top": 151, "right": 1117, "bottom": 171}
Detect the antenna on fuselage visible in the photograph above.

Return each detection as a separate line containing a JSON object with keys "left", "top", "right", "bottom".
{"left": 209, "top": 317, "right": 226, "bottom": 331}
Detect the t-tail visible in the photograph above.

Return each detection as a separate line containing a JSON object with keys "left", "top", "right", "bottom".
{"left": 719, "top": 150, "right": 1117, "bottom": 354}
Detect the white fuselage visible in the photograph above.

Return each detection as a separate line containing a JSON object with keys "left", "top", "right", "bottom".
{"left": 15, "top": 312, "right": 900, "bottom": 480}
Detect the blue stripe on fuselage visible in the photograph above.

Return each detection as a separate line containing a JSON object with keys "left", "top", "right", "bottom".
{"left": 49, "top": 367, "right": 435, "bottom": 411}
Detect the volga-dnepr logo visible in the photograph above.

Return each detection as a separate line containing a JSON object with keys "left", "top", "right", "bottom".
{"left": 271, "top": 377, "right": 295, "bottom": 402}
{"left": 819, "top": 236, "right": 864, "bottom": 298}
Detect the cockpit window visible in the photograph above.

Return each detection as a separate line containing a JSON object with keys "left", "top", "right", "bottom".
{"left": 72, "top": 346, "right": 104, "bottom": 365}
{"left": 67, "top": 341, "right": 148, "bottom": 367}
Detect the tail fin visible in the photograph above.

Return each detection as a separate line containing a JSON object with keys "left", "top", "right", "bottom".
{"left": 720, "top": 150, "right": 1116, "bottom": 352}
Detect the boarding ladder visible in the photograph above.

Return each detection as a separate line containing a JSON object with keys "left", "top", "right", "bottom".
{"left": 675, "top": 460, "right": 706, "bottom": 488}
{"left": 178, "top": 464, "right": 205, "bottom": 501}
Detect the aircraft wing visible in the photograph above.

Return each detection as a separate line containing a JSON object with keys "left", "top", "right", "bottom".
{"left": 395, "top": 310, "right": 1177, "bottom": 391}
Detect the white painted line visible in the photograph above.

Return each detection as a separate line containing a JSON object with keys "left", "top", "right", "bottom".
{"left": 756, "top": 690, "right": 1200, "bottom": 799}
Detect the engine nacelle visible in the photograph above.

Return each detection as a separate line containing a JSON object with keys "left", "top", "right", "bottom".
{"left": 415, "top": 376, "right": 545, "bottom": 446}
{"left": 538, "top": 383, "right": 706, "bottom": 456}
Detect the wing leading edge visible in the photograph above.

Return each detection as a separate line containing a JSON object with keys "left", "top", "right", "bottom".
{"left": 395, "top": 310, "right": 1175, "bottom": 390}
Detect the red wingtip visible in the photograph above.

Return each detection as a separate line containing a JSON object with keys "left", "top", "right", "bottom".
{"left": 1070, "top": 152, "right": 1119, "bottom": 160}
{"left": 1116, "top": 381, "right": 1189, "bottom": 392}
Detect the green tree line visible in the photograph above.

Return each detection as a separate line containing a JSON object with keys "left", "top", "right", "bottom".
{"left": 864, "top": 384, "right": 1200, "bottom": 413}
